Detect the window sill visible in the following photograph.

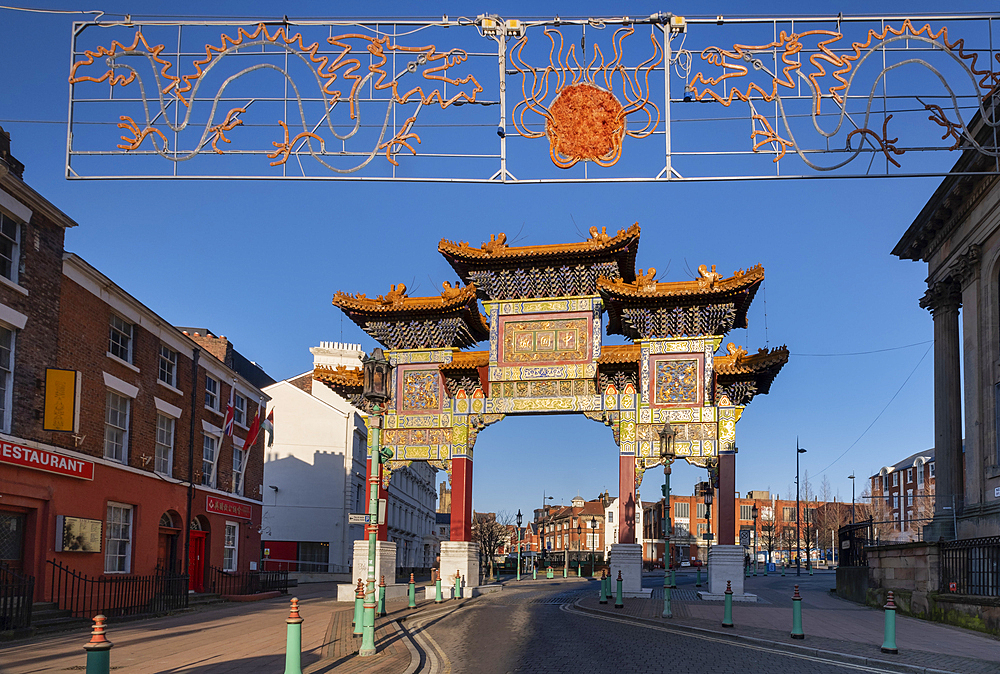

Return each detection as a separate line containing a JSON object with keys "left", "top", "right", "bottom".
{"left": 106, "top": 352, "right": 140, "bottom": 374}
{"left": 205, "top": 405, "right": 223, "bottom": 417}
{"left": 157, "top": 379, "right": 184, "bottom": 397}
{"left": 0, "top": 275, "right": 28, "bottom": 296}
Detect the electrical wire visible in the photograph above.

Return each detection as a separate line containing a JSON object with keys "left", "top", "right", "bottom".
{"left": 0, "top": 4, "right": 104, "bottom": 19}
{"left": 815, "top": 343, "right": 932, "bottom": 478}
{"left": 792, "top": 340, "right": 931, "bottom": 356}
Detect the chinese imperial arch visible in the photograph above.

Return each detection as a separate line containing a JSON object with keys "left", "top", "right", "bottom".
{"left": 317, "top": 225, "right": 787, "bottom": 595}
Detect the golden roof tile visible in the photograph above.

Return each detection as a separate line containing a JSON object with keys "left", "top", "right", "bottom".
{"left": 439, "top": 350, "right": 489, "bottom": 371}
{"left": 439, "top": 224, "right": 641, "bottom": 261}
{"left": 597, "top": 263, "right": 764, "bottom": 298}
{"left": 596, "top": 344, "right": 641, "bottom": 365}
{"left": 713, "top": 343, "right": 790, "bottom": 375}
{"left": 312, "top": 364, "right": 363, "bottom": 388}
{"left": 333, "top": 281, "right": 481, "bottom": 314}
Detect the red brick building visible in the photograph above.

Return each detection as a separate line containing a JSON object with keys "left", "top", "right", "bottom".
{"left": 643, "top": 490, "right": 852, "bottom": 568}
{"left": 869, "top": 449, "right": 936, "bottom": 542}
{"left": 531, "top": 495, "right": 609, "bottom": 570}
{"left": 0, "top": 131, "right": 272, "bottom": 602}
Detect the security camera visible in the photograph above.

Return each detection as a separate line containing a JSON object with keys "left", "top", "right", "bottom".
{"left": 497, "top": 124, "right": 506, "bottom": 139}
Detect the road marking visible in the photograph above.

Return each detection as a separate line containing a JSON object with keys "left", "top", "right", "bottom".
{"left": 404, "top": 609, "right": 455, "bottom": 674}
{"left": 560, "top": 603, "right": 958, "bottom": 674}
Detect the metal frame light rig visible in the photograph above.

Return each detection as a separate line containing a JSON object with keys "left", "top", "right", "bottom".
{"left": 66, "top": 12, "right": 1000, "bottom": 182}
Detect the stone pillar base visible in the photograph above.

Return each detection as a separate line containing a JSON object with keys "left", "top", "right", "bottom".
{"left": 923, "top": 516, "right": 955, "bottom": 542}
{"left": 699, "top": 544, "right": 756, "bottom": 602}
{"left": 352, "top": 539, "right": 397, "bottom": 587}
{"left": 441, "top": 541, "right": 479, "bottom": 597}
{"left": 608, "top": 543, "right": 649, "bottom": 597}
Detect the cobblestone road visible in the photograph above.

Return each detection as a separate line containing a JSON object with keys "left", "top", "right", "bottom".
{"left": 416, "top": 579, "right": 906, "bottom": 674}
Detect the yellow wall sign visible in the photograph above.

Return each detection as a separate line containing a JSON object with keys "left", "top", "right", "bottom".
{"left": 44, "top": 368, "right": 78, "bottom": 432}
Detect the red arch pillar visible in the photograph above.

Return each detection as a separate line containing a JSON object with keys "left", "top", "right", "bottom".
{"left": 618, "top": 455, "right": 636, "bottom": 544}
{"left": 450, "top": 457, "right": 473, "bottom": 541}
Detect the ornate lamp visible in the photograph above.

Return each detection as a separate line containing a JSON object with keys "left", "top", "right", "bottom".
{"left": 657, "top": 423, "right": 677, "bottom": 464}
{"left": 361, "top": 347, "right": 392, "bottom": 403}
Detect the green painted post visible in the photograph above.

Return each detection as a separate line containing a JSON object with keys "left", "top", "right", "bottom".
{"left": 83, "top": 614, "right": 112, "bottom": 674}
{"left": 696, "top": 565, "right": 702, "bottom": 587}
{"left": 408, "top": 573, "right": 416, "bottom": 609}
{"left": 764, "top": 560, "right": 768, "bottom": 576}
{"left": 434, "top": 570, "right": 443, "bottom": 604}
{"left": 563, "top": 566, "right": 567, "bottom": 579}
{"left": 781, "top": 562, "right": 786, "bottom": 577}
{"left": 662, "top": 569, "right": 672, "bottom": 618}
{"left": 599, "top": 570, "right": 608, "bottom": 604}
{"left": 352, "top": 579, "right": 364, "bottom": 635}
{"left": 454, "top": 569, "right": 461, "bottom": 599}
{"left": 360, "top": 399, "right": 390, "bottom": 658}
{"left": 790, "top": 584, "right": 804, "bottom": 639}
{"left": 881, "top": 591, "right": 899, "bottom": 654}
{"left": 283, "top": 598, "right": 303, "bottom": 674}
{"left": 808, "top": 560, "right": 814, "bottom": 576}
{"left": 752, "top": 558, "right": 757, "bottom": 577}
{"left": 722, "top": 580, "right": 734, "bottom": 628}
{"left": 532, "top": 566, "right": 537, "bottom": 580}
{"left": 377, "top": 575, "right": 386, "bottom": 617}
{"left": 614, "top": 570, "right": 624, "bottom": 609}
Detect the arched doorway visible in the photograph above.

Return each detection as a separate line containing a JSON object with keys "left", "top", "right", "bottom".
{"left": 188, "top": 516, "right": 210, "bottom": 592}
{"left": 157, "top": 510, "right": 182, "bottom": 573}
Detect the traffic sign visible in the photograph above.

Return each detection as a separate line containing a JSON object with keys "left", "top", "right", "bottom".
{"left": 348, "top": 514, "right": 371, "bottom": 524}
{"left": 739, "top": 530, "right": 751, "bottom": 547}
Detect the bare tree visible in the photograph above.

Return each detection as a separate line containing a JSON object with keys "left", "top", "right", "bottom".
{"left": 759, "top": 503, "right": 778, "bottom": 563}
{"left": 856, "top": 486, "right": 896, "bottom": 542}
{"left": 472, "top": 510, "right": 513, "bottom": 582}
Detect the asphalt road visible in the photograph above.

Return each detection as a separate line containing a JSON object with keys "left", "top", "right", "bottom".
{"left": 414, "top": 578, "right": 896, "bottom": 674}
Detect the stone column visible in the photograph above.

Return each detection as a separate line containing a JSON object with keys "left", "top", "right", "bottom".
{"left": 920, "top": 279, "right": 963, "bottom": 540}
{"left": 956, "top": 246, "right": 982, "bottom": 523}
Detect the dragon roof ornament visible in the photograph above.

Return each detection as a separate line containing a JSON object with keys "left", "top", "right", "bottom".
{"left": 439, "top": 223, "right": 641, "bottom": 262}
{"left": 597, "top": 263, "right": 764, "bottom": 298}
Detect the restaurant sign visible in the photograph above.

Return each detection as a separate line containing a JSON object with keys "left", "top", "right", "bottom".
{"left": 0, "top": 442, "right": 94, "bottom": 479}
{"left": 206, "top": 495, "right": 253, "bottom": 519}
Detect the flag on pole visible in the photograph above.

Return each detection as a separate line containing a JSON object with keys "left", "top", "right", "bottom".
{"left": 223, "top": 382, "right": 236, "bottom": 438}
{"left": 264, "top": 408, "right": 274, "bottom": 447}
{"left": 243, "top": 401, "right": 263, "bottom": 448}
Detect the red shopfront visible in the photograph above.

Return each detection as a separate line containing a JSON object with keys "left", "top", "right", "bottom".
{"left": 0, "top": 439, "right": 261, "bottom": 599}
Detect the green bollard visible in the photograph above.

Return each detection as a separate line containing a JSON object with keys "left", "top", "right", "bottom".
{"left": 764, "top": 561, "right": 768, "bottom": 577}
{"left": 546, "top": 566, "right": 554, "bottom": 579}
{"left": 881, "top": 591, "right": 899, "bottom": 654}
{"left": 744, "top": 562, "right": 750, "bottom": 578}
{"left": 283, "top": 598, "right": 303, "bottom": 674}
{"left": 563, "top": 566, "right": 567, "bottom": 579}
{"left": 614, "top": 570, "right": 624, "bottom": 609}
{"left": 83, "top": 614, "right": 113, "bottom": 674}
{"left": 809, "top": 562, "right": 814, "bottom": 576}
{"left": 434, "top": 570, "right": 443, "bottom": 604}
{"left": 790, "top": 584, "right": 804, "bottom": 639}
{"left": 599, "top": 570, "right": 608, "bottom": 604}
{"left": 378, "top": 575, "right": 386, "bottom": 617}
{"left": 662, "top": 570, "right": 672, "bottom": 618}
{"left": 753, "top": 560, "right": 757, "bottom": 577}
{"left": 722, "top": 580, "right": 734, "bottom": 628}
{"left": 696, "top": 565, "right": 702, "bottom": 587}
{"left": 352, "top": 579, "right": 364, "bottom": 635}
{"left": 781, "top": 562, "right": 786, "bottom": 577}
{"left": 408, "top": 573, "right": 416, "bottom": 609}
{"left": 454, "top": 569, "right": 462, "bottom": 599}
{"left": 533, "top": 567, "right": 537, "bottom": 580}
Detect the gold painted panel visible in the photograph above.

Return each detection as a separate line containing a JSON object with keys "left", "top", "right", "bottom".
{"left": 501, "top": 317, "right": 589, "bottom": 364}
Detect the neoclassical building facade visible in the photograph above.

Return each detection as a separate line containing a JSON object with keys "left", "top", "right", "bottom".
{"left": 893, "top": 104, "right": 1000, "bottom": 540}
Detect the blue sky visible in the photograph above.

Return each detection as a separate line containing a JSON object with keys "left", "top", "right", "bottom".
{"left": 1, "top": 1, "right": 993, "bottom": 515}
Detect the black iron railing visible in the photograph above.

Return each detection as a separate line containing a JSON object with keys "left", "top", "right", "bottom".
{"left": 941, "top": 536, "right": 1000, "bottom": 597}
{"left": 838, "top": 519, "right": 876, "bottom": 567}
{"left": 0, "top": 562, "right": 34, "bottom": 630}
{"left": 46, "top": 560, "right": 188, "bottom": 619}
{"left": 208, "top": 566, "right": 288, "bottom": 596}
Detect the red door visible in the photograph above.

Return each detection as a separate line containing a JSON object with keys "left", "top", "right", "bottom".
{"left": 189, "top": 532, "right": 206, "bottom": 592}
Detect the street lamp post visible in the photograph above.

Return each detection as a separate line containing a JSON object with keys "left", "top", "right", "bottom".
{"left": 796, "top": 439, "right": 807, "bottom": 577}
{"left": 658, "top": 423, "right": 677, "bottom": 589}
{"left": 360, "top": 348, "right": 393, "bottom": 657}
{"left": 751, "top": 502, "right": 759, "bottom": 576}
{"left": 848, "top": 473, "right": 856, "bottom": 525}
{"left": 576, "top": 523, "right": 582, "bottom": 575}
{"left": 516, "top": 509, "right": 523, "bottom": 581}
{"left": 540, "top": 493, "right": 553, "bottom": 571}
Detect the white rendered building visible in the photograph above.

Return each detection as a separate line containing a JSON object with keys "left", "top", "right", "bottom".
{"left": 261, "top": 342, "right": 437, "bottom": 577}
{"left": 604, "top": 497, "right": 644, "bottom": 558}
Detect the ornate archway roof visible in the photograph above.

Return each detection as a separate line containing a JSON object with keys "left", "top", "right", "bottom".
{"left": 438, "top": 224, "right": 641, "bottom": 300}
{"left": 312, "top": 364, "right": 370, "bottom": 411}
{"left": 332, "top": 282, "right": 489, "bottom": 349}
{"left": 598, "top": 264, "right": 764, "bottom": 340}
{"left": 714, "top": 343, "right": 789, "bottom": 405}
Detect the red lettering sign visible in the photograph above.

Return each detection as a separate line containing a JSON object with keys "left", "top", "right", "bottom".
{"left": 206, "top": 495, "right": 253, "bottom": 520}
{"left": 0, "top": 442, "right": 94, "bottom": 480}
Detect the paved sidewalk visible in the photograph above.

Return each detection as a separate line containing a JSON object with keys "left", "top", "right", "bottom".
{"left": 0, "top": 582, "right": 444, "bottom": 674}
{"left": 576, "top": 580, "right": 1000, "bottom": 674}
